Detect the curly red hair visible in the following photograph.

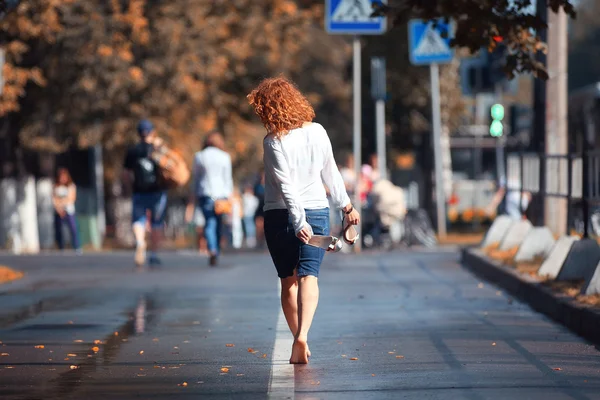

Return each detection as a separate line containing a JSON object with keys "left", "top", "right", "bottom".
{"left": 247, "top": 76, "right": 315, "bottom": 138}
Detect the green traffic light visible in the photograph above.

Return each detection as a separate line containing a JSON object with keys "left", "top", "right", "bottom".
{"left": 491, "top": 104, "right": 504, "bottom": 121}
{"left": 490, "top": 120, "right": 503, "bottom": 137}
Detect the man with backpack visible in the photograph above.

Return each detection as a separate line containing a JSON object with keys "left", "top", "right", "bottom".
{"left": 123, "top": 119, "right": 168, "bottom": 267}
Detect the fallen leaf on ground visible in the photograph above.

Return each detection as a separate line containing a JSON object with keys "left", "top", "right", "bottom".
{"left": 492, "top": 342, "right": 497, "bottom": 346}
{"left": 554, "top": 368, "right": 562, "bottom": 371}
{"left": 341, "top": 355, "right": 347, "bottom": 358}
{"left": 174, "top": 346, "right": 179, "bottom": 349}
{"left": 193, "top": 321, "right": 200, "bottom": 325}
{"left": 262, "top": 354, "right": 267, "bottom": 358}
{"left": 35, "top": 345, "right": 45, "bottom": 349}
{"left": 139, "top": 351, "right": 144, "bottom": 355}
{"left": 350, "top": 357, "right": 358, "bottom": 361}
{"left": 94, "top": 340, "right": 102, "bottom": 345}
{"left": 236, "top": 373, "right": 245, "bottom": 377}
{"left": 114, "top": 332, "right": 119, "bottom": 336}
{"left": 70, "top": 365, "right": 78, "bottom": 370}
{"left": 4, "top": 366, "right": 14, "bottom": 369}
{"left": 183, "top": 340, "right": 190, "bottom": 343}
{"left": 396, "top": 355, "right": 405, "bottom": 359}
{"left": 153, "top": 338, "right": 159, "bottom": 342}
{"left": 388, "top": 351, "right": 395, "bottom": 354}
{"left": 247, "top": 348, "right": 257, "bottom": 353}
{"left": 67, "top": 353, "right": 77, "bottom": 357}
{"left": 64, "top": 358, "right": 70, "bottom": 361}
{"left": 92, "top": 347, "right": 99, "bottom": 352}
{"left": 74, "top": 340, "right": 83, "bottom": 343}
{"left": 221, "top": 367, "right": 230, "bottom": 373}
{"left": 153, "top": 365, "right": 160, "bottom": 368}
{"left": 179, "top": 382, "right": 188, "bottom": 387}
{"left": 1, "top": 353, "right": 8, "bottom": 356}
{"left": 372, "top": 374, "right": 376, "bottom": 377}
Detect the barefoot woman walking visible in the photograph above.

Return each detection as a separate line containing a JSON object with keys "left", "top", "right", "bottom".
{"left": 248, "top": 77, "right": 360, "bottom": 364}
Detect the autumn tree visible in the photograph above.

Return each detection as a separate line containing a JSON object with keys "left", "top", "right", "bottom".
{"left": 0, "top": 0, "right": 352, "bottom": 182}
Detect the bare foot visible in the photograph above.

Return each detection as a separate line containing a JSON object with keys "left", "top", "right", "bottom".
{"left": 289, "top": 339, "right": 309, "bottom": 364}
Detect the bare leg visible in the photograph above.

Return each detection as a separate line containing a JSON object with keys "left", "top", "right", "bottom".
{"left": 290, "top": 275, "right": 319, "bottom": 364}
{"left": 133, "top": 222, "right": 146, "bottom": 266}
{"left": 280, "top": 272, "right": 298, "bottom": 336}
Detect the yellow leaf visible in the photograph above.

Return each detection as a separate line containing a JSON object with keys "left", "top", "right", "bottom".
{"left": 226, "top": 344, "right": 235, "bottom": 347}
{"left": 34, "top": 345, "right": 45, "bottom": 349}
{"left": 396, "top": 356, "right": 404, "bottom": 359}
{"left": 220, "top": 367, "right": 230, "bottom": 373}
{"left": 70, "top": 365, "right": 78, "bottom": 370}
{"left": 92, "top": 347, "right": 99, "bottom": 352}
{"left": 139, "top": 351, "right": 144, "bottom": 355}
{"left": 350, "top": 357, "right": 358, "bottom": 361}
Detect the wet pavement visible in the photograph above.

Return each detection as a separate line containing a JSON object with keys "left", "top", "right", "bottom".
{"left": 0, "top": 249, "right": 599, "bottom": 400}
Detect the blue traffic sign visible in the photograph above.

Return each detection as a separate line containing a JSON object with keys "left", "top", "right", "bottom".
{"left": 325, "top": 0, "right": 386, "bottom": 35}
{"left": 408, "top": 19, "right": 454, "bottom": 65}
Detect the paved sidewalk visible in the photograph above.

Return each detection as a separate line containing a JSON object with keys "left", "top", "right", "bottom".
{"left": 0, "top": 250, "right": 598, "bottom": 399}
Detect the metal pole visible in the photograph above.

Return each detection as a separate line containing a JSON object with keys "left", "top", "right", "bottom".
{"left": 353, "top": 36, "right": 362, "bottom": 251}
{"left": 494, "top": 83, "right": 506, "bottom": 186}
{"left": 430, "top": 63, "right": 446, "bottom": 238}
{"left": 375, "top": 99, "right": 386, "bottom": 181}
{"left": 0, "top": 48, "right": 4, "bottom": 96}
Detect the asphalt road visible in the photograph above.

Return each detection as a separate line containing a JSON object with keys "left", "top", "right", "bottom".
{"left": 0, "top": 249, "right": 599, "bottom": 400}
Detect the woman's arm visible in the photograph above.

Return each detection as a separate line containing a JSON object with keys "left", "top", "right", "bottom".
{"left": 263, "top": 138, "right": 307, "bottom": 234}
{"left": 68, "top": 184, "right": 77, "bottom": 205}
{"left": 320, "top": 130, "right": 360, "bottom": 225}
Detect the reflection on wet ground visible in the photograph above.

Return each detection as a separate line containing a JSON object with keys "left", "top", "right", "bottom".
{"left": 0, "top": 251, "right": 599, "bottom": 400}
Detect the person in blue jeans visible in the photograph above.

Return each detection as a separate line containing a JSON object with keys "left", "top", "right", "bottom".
{"left": 52, "top": 167, "right": 81, "bottom": 253}
{"left": 189, "top": 131, "right": 233, "bottom": 266}
{"left": 248, "top": 77, "right": 360, "bottom": 364}
{"left": 123, "top": 119, "right": 168, "bottom": 266}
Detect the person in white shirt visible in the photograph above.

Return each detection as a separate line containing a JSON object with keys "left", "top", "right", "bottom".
{"left": 241, "top": 186, "right": 259, "bottom": 248}
{"left": 188, "top": 131, "right": 233, "bottom": 266}
{"left": 248, "top": 76, "right": 360, "bottom": 364}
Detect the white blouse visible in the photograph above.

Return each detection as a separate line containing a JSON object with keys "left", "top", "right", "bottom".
{"left": 263, "top": 122, "right": 351, "bottom": 234}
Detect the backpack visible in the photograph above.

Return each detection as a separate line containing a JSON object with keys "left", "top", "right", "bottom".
{"left": 151, "top": 145, "right": 191, "bottom": 188}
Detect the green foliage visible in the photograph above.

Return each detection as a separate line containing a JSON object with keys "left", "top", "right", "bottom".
{"left": 372, "top": 0, "right": 576, "bottom": 80}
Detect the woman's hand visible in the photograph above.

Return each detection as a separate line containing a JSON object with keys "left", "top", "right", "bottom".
{"left": 343, "top": 204, "right": 360, "bottom": 225}
{"left": 296, "top": 225, "right": 313, "bottom": 244}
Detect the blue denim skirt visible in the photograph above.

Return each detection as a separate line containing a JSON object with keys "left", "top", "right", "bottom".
{"left": 264, "top": 208, "right": 330, "bottom": 278}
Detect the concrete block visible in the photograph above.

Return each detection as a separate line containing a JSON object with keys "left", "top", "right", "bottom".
{"left": 538, "top": 236, "right": 579, "bottom": 279}
{"left": 514, "top": 227, "right": 556, "bottom": 262}
{"left": 557, "top": 239, "right": 600, "bottom": 281}
{"left": 583, "top": 264, "right": 600, "bottom": 295}
{"left": 499, "top": 219, "right": 532, "bottom": 251}
{"left": 481, "top": 215, "right": 515, "bottom": 248}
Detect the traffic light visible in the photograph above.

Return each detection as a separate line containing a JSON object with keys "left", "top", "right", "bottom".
{"left": 490, "top": 104, "right": 504, "bottom": 137}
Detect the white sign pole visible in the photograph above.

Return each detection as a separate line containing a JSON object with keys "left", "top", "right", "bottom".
{"left": 430, "top": 63, "right": 447, "bottom": 238}
{"left": 353, "top": 35, "right": 362, "bottom": 251}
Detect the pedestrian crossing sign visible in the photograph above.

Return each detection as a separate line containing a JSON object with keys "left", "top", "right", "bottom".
{"left": 325, "top": 0, "right": 386, "bottom": 35}
{"left": 408, "top": 19, "right": 454, "bottom": 65}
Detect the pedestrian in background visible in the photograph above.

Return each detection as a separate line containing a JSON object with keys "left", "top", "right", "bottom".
{"left": 190, "top": 131, "right": 233, "bottom": 266}
{"left": 231, "top": 187, "right": 244, "bottom": 249}
{"left": 248, "top": 76, "right": 360, "bottom": 364}
{"left": 253, "top": 171, "right": 266, "bottom": 248}
{"left": 242, "top": 185, "right": 259, "bottom": 248}
{"left": 123, "top": 119, "right": 167, "bottom": 266}
{"left": 52, "top": 167, "right": 81, "bottom": 253}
